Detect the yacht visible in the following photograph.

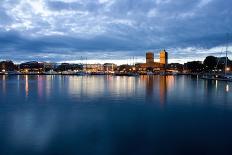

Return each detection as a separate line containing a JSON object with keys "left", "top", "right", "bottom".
{"left": 201, "top": 34, "right": 232, "bottom": 82}
{"left": 44, "top": 70, "right": 59, "bottom": 75}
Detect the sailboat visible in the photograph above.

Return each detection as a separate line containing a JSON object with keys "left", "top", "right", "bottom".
{"left": 201, "top": 34, "right": 232, "bottom": 81}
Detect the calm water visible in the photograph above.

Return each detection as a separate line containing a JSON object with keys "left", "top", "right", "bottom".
{"left": 0, "top": 75, "right": 232, "bottom": 155}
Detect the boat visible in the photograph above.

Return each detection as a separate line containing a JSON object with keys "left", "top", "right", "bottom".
{"left": 76, "top": 71, "right": 89, "bottom": 76}
{"left": 201, "top": 74, "right": 232, "bottom": 82}
{"left": 61, "top": 70, "right": 76, "bottom": 75}
{"left": 3, "top": 71, "right": 22, "bottom": 75}
{"left": 159, "top": 71, "right": 173, "bottom": 76}
{"left": 201, "top": 34, "right": 232, "bottom": 82}
{"left": 114, "top": 72, "right": 139, "bottom": 76}
{"left": 90, "top": 72, "right": 105, "bottom": 75}
{"left": 127, "top": 72, "right": 139, "bottom": 76}
{"left": 44, "top": 70, "right": 59, "bottom": 75}
{"left": 172, "top": 71, "right": 179, "bottom": 76}
{"left": 147, "top": 71, "right": 154, "bottom": 75}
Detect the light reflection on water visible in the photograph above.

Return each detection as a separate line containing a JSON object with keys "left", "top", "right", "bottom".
{"left": 0, "top": 75, "right": 232, "bottom": 154}
{"left": 0, "top": 75, "right": 232, "bottom": 105}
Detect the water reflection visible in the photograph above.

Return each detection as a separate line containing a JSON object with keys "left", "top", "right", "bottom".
{"left": 159, "top": 76, "right": 167, "bottom": 106}
{"left": 226, "top": 84, "right": 230, "bottom": 92}
{"left": 1, "top": 75, "right": 232, "bottom": 154}
{"left": 1, "top": 75, "right": 6, "bottom": 95}
{"left": 141, "top": 75, "right": 175, "bottom": 106}
{"left": 0, "top": 75, "right": 232, "bottom": 106}
{"left": 143, "top": 76, "right": 155, "bottom": 104}
{"left": 25, "top": 75, "right": 29, "bottom": 97}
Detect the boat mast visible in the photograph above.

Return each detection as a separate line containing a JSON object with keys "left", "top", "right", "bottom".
{"left": 225, "top": 33, "right": 229, "bottom": 76}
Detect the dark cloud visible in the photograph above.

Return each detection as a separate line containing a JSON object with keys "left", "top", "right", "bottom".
{"left": 0, "top": 0, "right": 231, "bottom": 63}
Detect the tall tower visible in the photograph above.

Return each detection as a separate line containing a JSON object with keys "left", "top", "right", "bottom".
{"left": 160, "top": 50, "right": 168, "bottom": 67}
{"left": 146, "top": 52, "right": 154, "bottom": 64}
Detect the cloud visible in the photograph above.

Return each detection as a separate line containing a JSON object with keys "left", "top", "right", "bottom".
{"left": 0, "top": 0, "right": 231, "bottom": 63}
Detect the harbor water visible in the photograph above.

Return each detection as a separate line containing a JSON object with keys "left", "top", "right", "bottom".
{"left": 0, "top": 75, "right": 232, "bottom": 155}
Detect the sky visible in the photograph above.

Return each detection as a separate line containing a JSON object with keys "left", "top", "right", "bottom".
{"left": 0, "top": 0, "right": 231, "bottom": 64}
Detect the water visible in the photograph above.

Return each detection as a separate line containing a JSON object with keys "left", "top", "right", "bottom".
{"left": 0, "top": 75, "right": 232, "bottom": 155}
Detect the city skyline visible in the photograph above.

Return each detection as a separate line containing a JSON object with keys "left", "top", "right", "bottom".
{"left": 0, "top": 0, "right": 231, "bottom": 63}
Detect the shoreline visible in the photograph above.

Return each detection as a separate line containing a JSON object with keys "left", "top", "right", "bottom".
{"left": 0, "top": 72, "right": 191, "bottom": 76}
{"left": 1, "top": 73, "right": 232, "bottom": 82}
{"left": 0, "top": 72, "right": 210, "bottom": 77}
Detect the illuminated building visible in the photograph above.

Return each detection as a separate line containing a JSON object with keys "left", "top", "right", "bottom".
{"left": 84, "top": 64, "right": 104, "bottom": 72}
{"left": 136, "top": 51, "right": 166, "bottom": 73}
{"left": 103, "top": 63, "right": 117, "bottom": 72}
{"left": 42, "top": 62, "right": 58, "bottom": 72}
{"left": 168, "top": 63, "right": 183, "bottom": 72}
{"left": 19, "top": 61, "right": 44, "bottom": 73}
{"left": 160, "top": 49, "right": 168, "bottom": 68}
{"left": 146, "top": 52, "right": 154, "bottom": 64}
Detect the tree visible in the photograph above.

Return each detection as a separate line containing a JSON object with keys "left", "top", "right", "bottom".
{"left": 203, "top": 56, "right": 217, "bottom": 71}
{"left": 117, "top": 65, "right": 132, "bottom": 72}
{"left": 185, "top": 61, "right": 204, "bottom": 73}
{"left": 0, "top": 61, "right": 16, "bottom": 71}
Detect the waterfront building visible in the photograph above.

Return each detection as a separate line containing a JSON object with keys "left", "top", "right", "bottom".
{"left": 146, "top": 52, "right": 154, "bottom": 64}
{"left": 136, "top": 51, "right": 168, "bottom": 73}
{"left": 84, "top": 64, "right": 104, "bottom": 72}
{"left": 19, "top": 61, "right": 44, "bottom": 73}
{"left": 160, "top": 49, "right": 168, "bottom": 69}
{"left": 168, "top": 63, "right": 183, "bottom": 72}
{"left": 103, "top": 63, "right": 117, "bottom": 73}
{"left": 42, "top": 62, "right": 58, "bottom": 72}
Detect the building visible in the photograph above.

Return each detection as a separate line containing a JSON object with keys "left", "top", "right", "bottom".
{"left": 103, "top": 63, "right": 117, "bottom": 72}
{"left": 136, "top": 50, "right": 168, "bottom": 72}
{"left": 19, "top": 61, "right": 44, "bottom": 73}
{"left": 168, "top": 63, "right": 183, "bottom": 72}
{"left": 160, "top": 49, "right": 168, "bottom": 68}
{"left": 42, "top": 62, "right": 58, "bottom": 72}
{"left": 146, "top": 52, "right": 154, "bottom": 64}
{"left": 84, "top": 64, "right": 104, "bottom": 72}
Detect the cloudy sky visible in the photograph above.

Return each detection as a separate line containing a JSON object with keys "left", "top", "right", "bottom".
{"left": 0, "top": 0, "right": 231, "bottom": 64}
